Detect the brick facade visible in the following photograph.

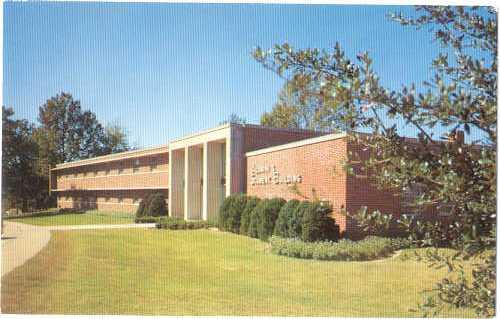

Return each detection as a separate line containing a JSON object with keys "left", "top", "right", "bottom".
{"left": 51, "top": 146, "right": 169, "bottom": 213}
{"left": 246, "top": 134, "right": 403, "bottom": 237}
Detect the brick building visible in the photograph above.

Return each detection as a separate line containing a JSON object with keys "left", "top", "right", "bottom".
{"left": 50, "top": 123, "right": 429, "bottom": 236}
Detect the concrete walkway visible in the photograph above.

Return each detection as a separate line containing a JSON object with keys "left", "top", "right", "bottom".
{"left": 1, "top": 221, "right": 51, "bottom": 277}
{"left": 1, "top": 221, "right": 157, "bottom": 277}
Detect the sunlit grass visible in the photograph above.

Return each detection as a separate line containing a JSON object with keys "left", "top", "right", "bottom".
{"left": 1, "top": 229, "right": 474, "bottom": 316}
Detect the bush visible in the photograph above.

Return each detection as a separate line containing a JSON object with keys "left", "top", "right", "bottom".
{"left": 218, "top": 193, "right": 248, "bottom": 233}
{"left": 135, "top": 216, "right": 165, "bottom": 224}
{"left": 136, "top": 198, "right": 148, "bottom": 218}
{"left": 2, "top": 208, "right": 84, "bottom": 220}
{"left": 301, "top": 201, "right": 339, "bottom": 242}
{"left": 148, "top": 193, "right": 168, "bottom": 217}
{"left": 156, "top": 217, "right": 210, "bottom": 230}
{"left": 274, "top": 199, "right": 300, "bottom": 237}
{"left": 247, "top": 208, "right": 261, "bottom": 238}
{"left": 288, "top": 200, "right": 310, "bottom": 238}
{"left": 269, "top": 236, "right": 410, "bottom": 261}
{"left": 239, "top": 196, "right": 260, "bottom": 235}
{"left": 254, "top": 197, "right": 286, "bottom": 241}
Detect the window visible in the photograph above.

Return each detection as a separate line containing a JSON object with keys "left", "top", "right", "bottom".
{"left": 150, "top": 158, "right": 158, "bottom": 171}
{"left": 133, "top": 159, "right": 140, "bottom": 173}
{"left": 105, "top": 197, "right": 110, "bottom": 202}
{"left": 118, "top": 196, "right": 123, "bottom": 203}
{"left": 105, "top": 167, "right": 110, "bottom": 175}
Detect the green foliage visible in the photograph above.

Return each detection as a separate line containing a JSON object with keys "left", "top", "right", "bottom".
{"left": 270, "top": 236, "right": 410, "bottom": 261}
{"left": 136, "top": 198, "right": 148, "bottom": 218}
{"left": 288, "top": 200, "right": 310, "bottom": 238}
{"left": 2, "top": 106, "right": 53, "bottom": 212}
{"left": 301, "top": 201, "right": 339, "bottom": 242}
{"left": 239, "top": 196, "right": 260, "bottom": 235}
{"left": 247, "top": 207, "right": 261, "bottom": 238}
{"left": 103, "top": 122, "right": 130, "bottom": 154}
{"left": 134, "top": 216, "right": 165, "bottom": 224}
{"left": 136, "top": 193, "right": 168, "bottom": 218}
{"left": 273, "top": 199, "right": 300, "bottom": 237}
{"left": 2, "top": 208, "right": 85, "bottom": 220}
{"left": 156, "top": 217, "right": 210, "bottom": 230}
{"left": 253, "top": 6, "right": 496, "bottom": 316}
{"left": 254, "top": 198, "right": 286, "bottom": 241}
{"left": 218, "top": 193, "right": 248, "bottom": 233}
{"left": 148, "top": 193, "right": 168, "bottom": 217}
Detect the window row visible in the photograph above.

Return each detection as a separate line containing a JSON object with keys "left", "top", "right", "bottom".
{"left": 58, "top": 158, "right": 165, "bottom": 179}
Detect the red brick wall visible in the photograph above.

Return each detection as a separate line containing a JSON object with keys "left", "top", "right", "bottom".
{"left": 345, "top": 141, "right": 401, "bottom": 237}
{"left": 246, "top": 137, "right": 349, "bottom": 233}
{"left": 231, "top": 125, "right": 325, "bottom": 194}
{"left": 52, "top": 152, "right": 169, "bottom": 214}
{"left": 57, "top": 189, "right": 168, "bottom": 213}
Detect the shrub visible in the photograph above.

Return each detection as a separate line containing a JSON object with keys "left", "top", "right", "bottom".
{"left": 3, "top": 208, "right": 85, "bottom": 220}
{"left": 147, "top": 193, "right": 168, "bottom": 217}
{"left": 301, "top": 201, "right": 339, "bottom": 242}
{"left": 269, "top": 236, "right": 410, "bottom": 261}
{"left": 247, "top": 208, "right": 261, "bottom": 238}
{"left": 288, "top": 200, "right": 310, "bottom": 238}
{"left": 274, "top": 199, "right": 300, "bottom": 237}
{"left": 255, "top": 197, "right": 286, "bottom": 241}
{"left": 156, "top": 217, "right": 209, "bottom": 230}
{"left": 135, "top": 216, "right": 165, "bottom": 224}
{"left": 136, "top": 198, "right": 148, "bottom": 218}
{"left": 239, "top": 196, "right": 260, "bottom": 235}
{"left": 218, "top": 193, "right": 248, "bottom": 233}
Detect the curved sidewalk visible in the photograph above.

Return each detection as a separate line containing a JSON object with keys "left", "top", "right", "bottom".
{"left": 1, "top": 221, "right": 51, "bottom": 277}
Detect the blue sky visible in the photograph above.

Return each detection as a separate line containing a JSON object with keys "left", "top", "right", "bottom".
{"left": 5, "top": 3, "right": 447, "bottom": 148}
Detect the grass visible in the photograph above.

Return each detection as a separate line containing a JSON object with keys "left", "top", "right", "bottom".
{"left": 1, "top": 229, "right": 475, "bottom": 316}
{"left": 8, "top": 210, "right": 134, "bottom": 226}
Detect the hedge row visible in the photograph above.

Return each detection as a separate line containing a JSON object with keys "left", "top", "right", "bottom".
{"left": 2, "top": 208, "right": 85, "bottom": 220}
{"left": 135, "top": 216, "right": 166, "bottom": 224}
{"left": 269, "top": 236, "right": 412, "bottom": 261}
{"left": 156, "top": 217, "right": 214, "bottom": 230}
{"left": 218, "top": 194, "right": 340, "bottom": 242}
{"left": 136, "top": 192, "right": 168, "bottom": 218}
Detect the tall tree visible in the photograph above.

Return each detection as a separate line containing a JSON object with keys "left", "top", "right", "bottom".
{"left": 253, "top": 6, "right": 496, "bottom": 316}
{"left": 36, "top": 92, "right": 109, "bottom": 170}
{"left": 261, "top": 75, "right": 347, "bottom": 131}
{"left": 102, "top": 122, "right": 130, "bottom": 154}
{"left": 2, "top": 107, "right": 48, "bottom": 212}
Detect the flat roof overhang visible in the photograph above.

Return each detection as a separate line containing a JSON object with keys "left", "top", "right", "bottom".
{"left": 52, "top": 145, "right": 169, "bottom": 171}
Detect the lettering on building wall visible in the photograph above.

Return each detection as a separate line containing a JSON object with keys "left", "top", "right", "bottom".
{"left": 250, "top": 164, "right": 302, "bottom": 186}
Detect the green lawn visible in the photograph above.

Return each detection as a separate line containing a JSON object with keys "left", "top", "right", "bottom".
{"left": 8, "top": 210, "right": 135, "bottom": 226}
{"left": 1, "top": 229, "right": 474, "bottom": 316}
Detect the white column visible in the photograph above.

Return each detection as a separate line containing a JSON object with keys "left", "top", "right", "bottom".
{"left": 168, "top": 148, "right": 172, "bottom": 216}
{"left": 184, "top": 145, "right": 189, "bottom": 220}
{"left": 202, "top": 141, "right": 209, "bottom": 221}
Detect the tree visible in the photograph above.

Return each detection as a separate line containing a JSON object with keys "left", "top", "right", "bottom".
{"left": 36, "top": 92, "right": 120, "bottom": 171}
{"left": 219, "top": 113, "right": 247, "bottom": 125}
{"left": 253, "top": 6, "right": 496, "bottom": 316}
{"left": 2, "top": 107, "right": 48, "bottom": 212}
{"left": 261, "top": 76, "right": 347, "bottom": 131}
{"left": 102, "top": 122, "right": 130, "bottom": 154}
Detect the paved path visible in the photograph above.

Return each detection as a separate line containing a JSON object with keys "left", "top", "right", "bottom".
{"left": 1, "top": 221, "right": 51, "bottom": 277}
{"left": 1, "top": 221, "right": 156, "bottom": 277}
